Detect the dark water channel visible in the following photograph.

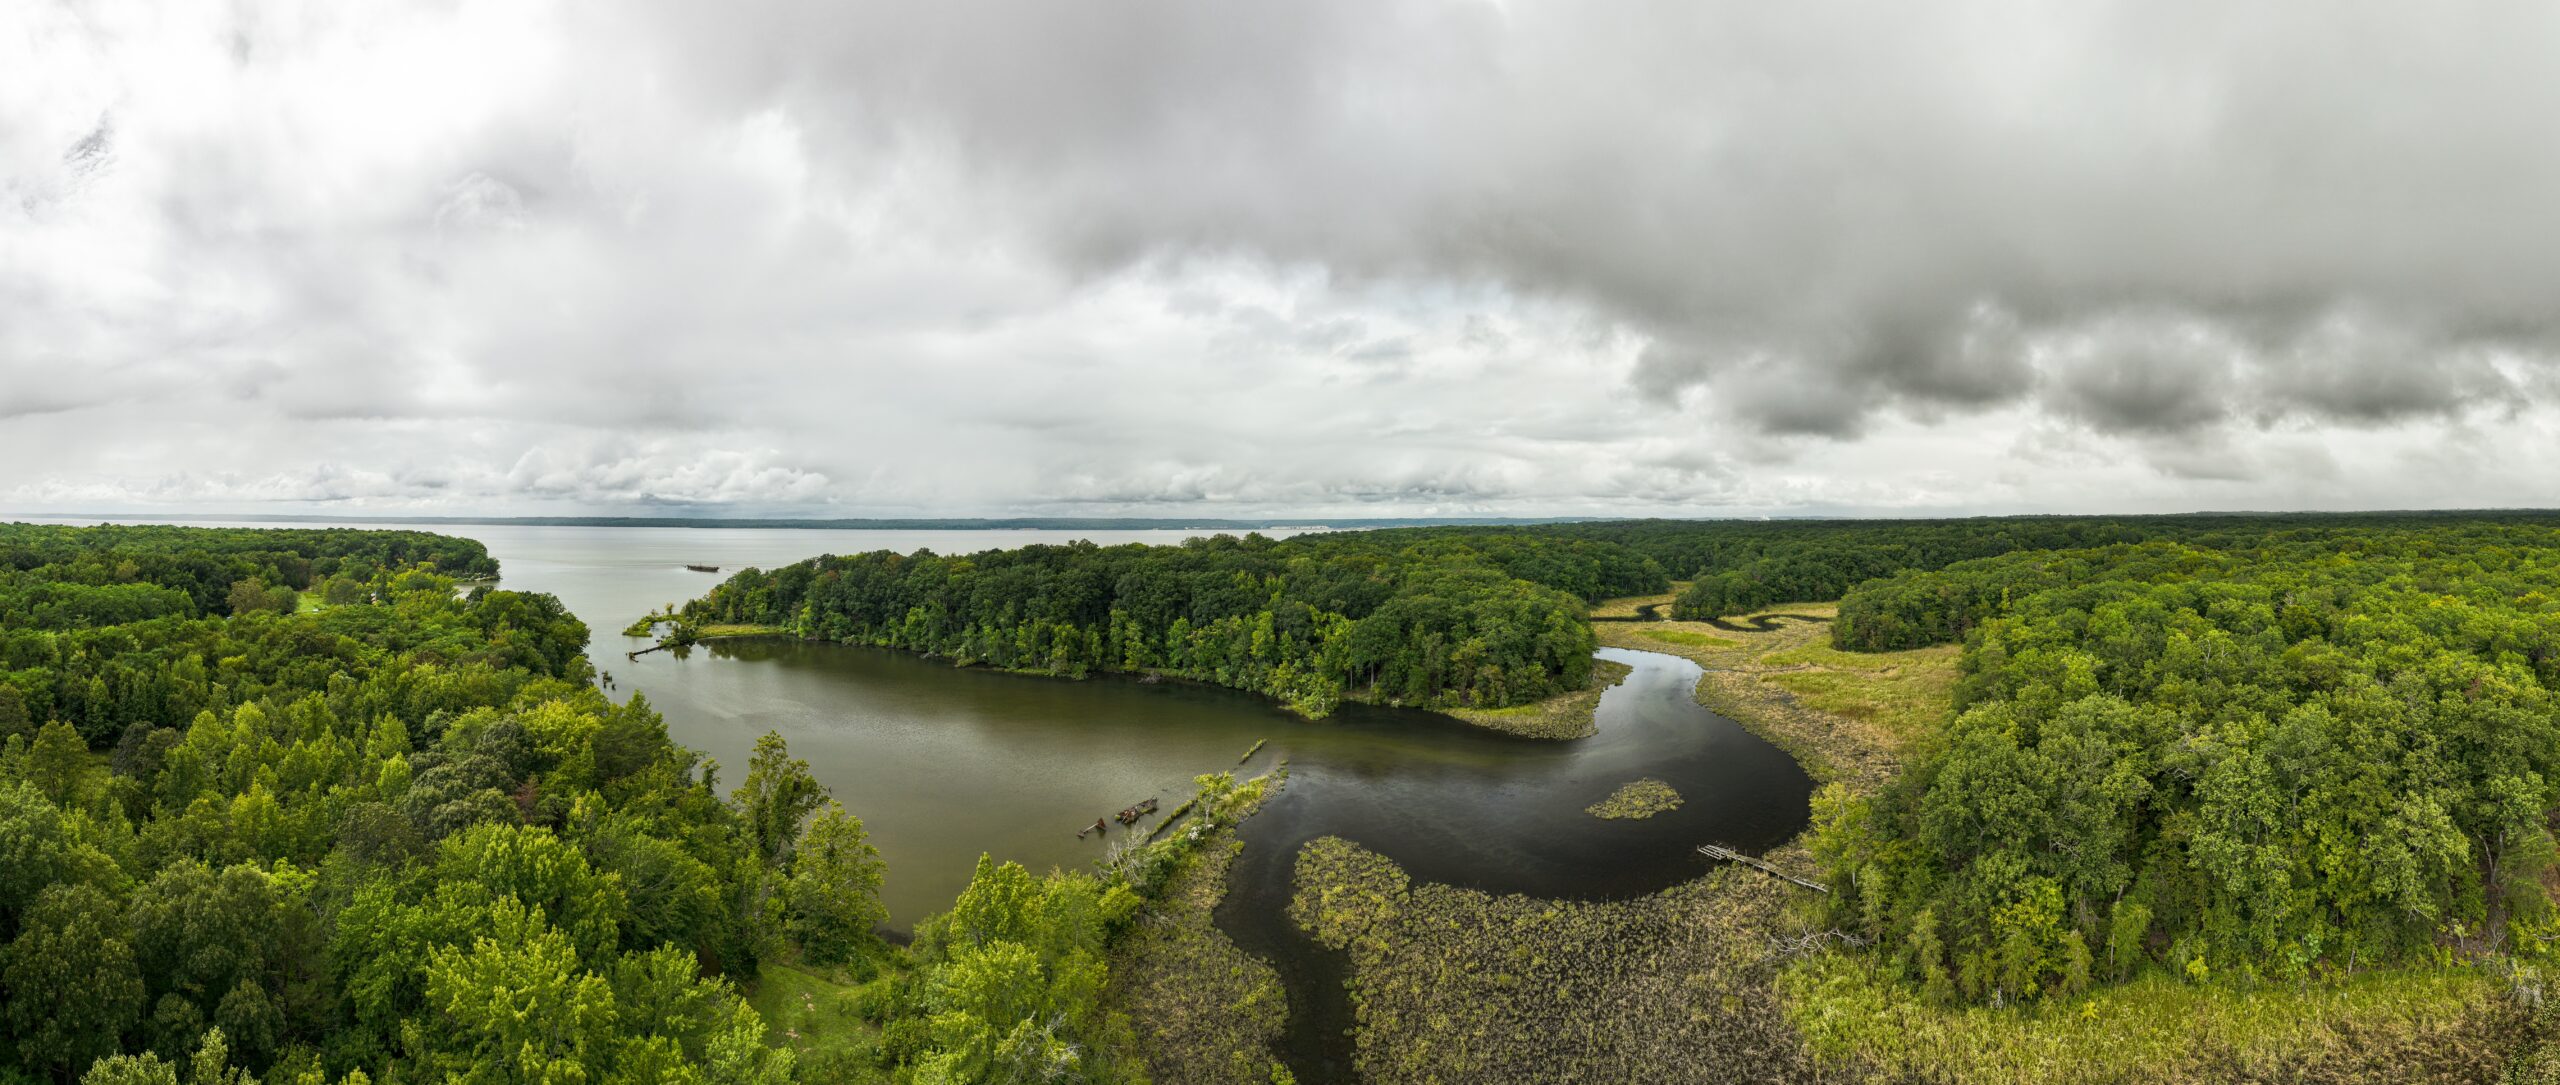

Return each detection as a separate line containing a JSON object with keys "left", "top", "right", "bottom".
{"left": 1216, "top": 647, "right": 1814, "bottom": 1081}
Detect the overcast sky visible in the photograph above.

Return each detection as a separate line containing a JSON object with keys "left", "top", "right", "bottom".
{"left": 7, "top": 0, "right": 2560, "bottom": 518}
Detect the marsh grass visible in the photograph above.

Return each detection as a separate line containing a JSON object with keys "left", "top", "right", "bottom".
{"left": 1585, "top": 777, "right": 1682, "bottom": 820}
{"left": 1757, "top": 640, "right": 1960, "bottom": 751}
{"left": 1289, "top": 837, "right": 1834, "bottom": 1084}
{"left": 1593, "top": 603, "right": 1926, "bottom": 790}
{"left": 1781, "top": 952, "right": 2522, "bottom": 1085}
{"left": 1442, "top": 658, "right": 1634, "bottom": 740}
{"left": 1104, "top": 775, "right": 1295, "bottom": 1084}
{"left": 1638, "top": 627, "right": 1740, "bottom": 649}
{"left": 697, "top": 622, "right": 789, "bottom": 637}
{"left": 1588, "top": 583, "right": 1687, "bottom": 619}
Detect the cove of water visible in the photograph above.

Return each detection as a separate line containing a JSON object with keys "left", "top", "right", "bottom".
{"left": 88, "top": 520, "right": 1817, "bottom": 1081}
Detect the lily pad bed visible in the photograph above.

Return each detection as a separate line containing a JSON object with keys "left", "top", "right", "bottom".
{"left": 1585, "top": 777, "right": 1683, "bottom": 819}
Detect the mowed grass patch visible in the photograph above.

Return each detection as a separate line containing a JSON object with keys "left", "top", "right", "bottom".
{"left": 1781, "top": 953, "right": 2521, "bottom": 1085}
{"left": 747, "top": 960, "right": 881, "bottom": 1067}
{"left": 1442, "top": 658, "right": 1633, "bottom": 740}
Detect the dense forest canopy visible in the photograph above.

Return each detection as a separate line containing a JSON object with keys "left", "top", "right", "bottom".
{"left": 0, "top": 523, "right": 1285, "bottom": 1084}
{"left": 1810, "top": 522, "right": 2560, "bottom": 1005}
{"left": 0, "top": 524, "right": 805, "bottom": 1084}
{"left": 681, "top": 510, "right": 2560, "bottom": 714}
{"left": 1534, "top": 511, "right": 2560, "bottom": 622}
{"left": 679, "top": 531, "right": 1665, "bottom": 715}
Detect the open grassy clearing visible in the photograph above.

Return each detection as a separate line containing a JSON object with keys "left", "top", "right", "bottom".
{"left": 1585, "top": 777, "right": 1682, "bottom": 819}
{"left": 746, "top": 959, "right": 883, "bottom": 1069}
{"left": 697, "top": 622, "right": 790, "bottom": 637}
{"left": 1441, "top": 657, "right": 1633, "bottom": 739}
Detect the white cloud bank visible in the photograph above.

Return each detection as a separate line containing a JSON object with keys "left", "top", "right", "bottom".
{"left": 5, "top": 0, "right": 2558, "bottom": 516}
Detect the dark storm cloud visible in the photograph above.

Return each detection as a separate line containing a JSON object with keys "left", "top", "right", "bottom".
{"left": 9, "top": 0, "right": 2560, "bottom": 516}
{"left": 617, "top": 0, "right": 2560, "bottom": 436}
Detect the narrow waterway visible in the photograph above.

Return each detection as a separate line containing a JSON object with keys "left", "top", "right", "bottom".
{"left": 1215, "top": 646, "right": 1813, "bottom": 1080}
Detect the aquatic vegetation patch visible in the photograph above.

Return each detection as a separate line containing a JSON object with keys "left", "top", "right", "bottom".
{"left": 1288, "top": 837, "right": 1829, "bottom": 1084}
{"left": 1441, "top": 658, "right": 1633, "bottom": 740}
{"left": 1585, "top": 777, "right": 1682, "bottom": 819}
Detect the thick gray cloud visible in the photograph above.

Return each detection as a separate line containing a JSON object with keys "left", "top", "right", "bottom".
{"left": 4, "top": 0, "right": 2559, "bottom": 515}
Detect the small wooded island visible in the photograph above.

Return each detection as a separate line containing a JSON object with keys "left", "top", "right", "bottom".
{"left": 0, "top": 514, "right": 2553, "bottom": 1083}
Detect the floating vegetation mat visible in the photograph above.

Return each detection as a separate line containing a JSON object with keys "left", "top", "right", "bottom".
{"left": 1586, "top": 777, "right": 1683, "bottom": 819}
{"left": 1289, "top": 836, "right": 1829, "bottom": 1084}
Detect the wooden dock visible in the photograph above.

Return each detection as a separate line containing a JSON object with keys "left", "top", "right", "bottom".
{"left": 1697, "top": 844, "right": 1828, "bottom": 893}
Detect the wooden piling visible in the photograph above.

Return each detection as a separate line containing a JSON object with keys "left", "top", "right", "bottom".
{"left": 1697, "top": 843, "right": 1828, "bottom": 893}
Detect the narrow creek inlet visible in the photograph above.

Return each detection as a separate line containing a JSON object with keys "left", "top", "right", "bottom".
{"left": 1215, "top": 647, "right": 1816, "bottom": 1081}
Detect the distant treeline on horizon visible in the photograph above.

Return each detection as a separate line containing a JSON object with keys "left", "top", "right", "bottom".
{"left": 14, "top": 513, "right": 1608, "bottom": 530}
{"left": 14, "top": 507, "right": 2560, "bottom": 531}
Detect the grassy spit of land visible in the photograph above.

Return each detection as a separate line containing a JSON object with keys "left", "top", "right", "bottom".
{"left": 1440, "top": 657, "right": 1634, "bottom": 739}
{"left": 1102, "top": 773, "right": 1296, "bottom": 1084}
{"left": 1262, "top": 593, "right": 2532, "bottom": 1084}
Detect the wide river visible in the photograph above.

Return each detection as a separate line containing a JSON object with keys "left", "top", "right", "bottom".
{"left": 94, "top": 520, "right": 1816, "bottom": 1079}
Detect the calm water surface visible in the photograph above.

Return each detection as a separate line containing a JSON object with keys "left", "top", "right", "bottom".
{"left": 92, "top": 520, "right": 1816, "bottom": 1081}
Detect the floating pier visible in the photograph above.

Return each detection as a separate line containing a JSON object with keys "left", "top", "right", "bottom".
{"left": 1697, "top": 843, "right": 1828, "bottom": 893}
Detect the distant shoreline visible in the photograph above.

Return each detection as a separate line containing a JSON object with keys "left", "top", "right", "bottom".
{"left": 2, "top": 512, "right": 1606, "bottom": 530}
